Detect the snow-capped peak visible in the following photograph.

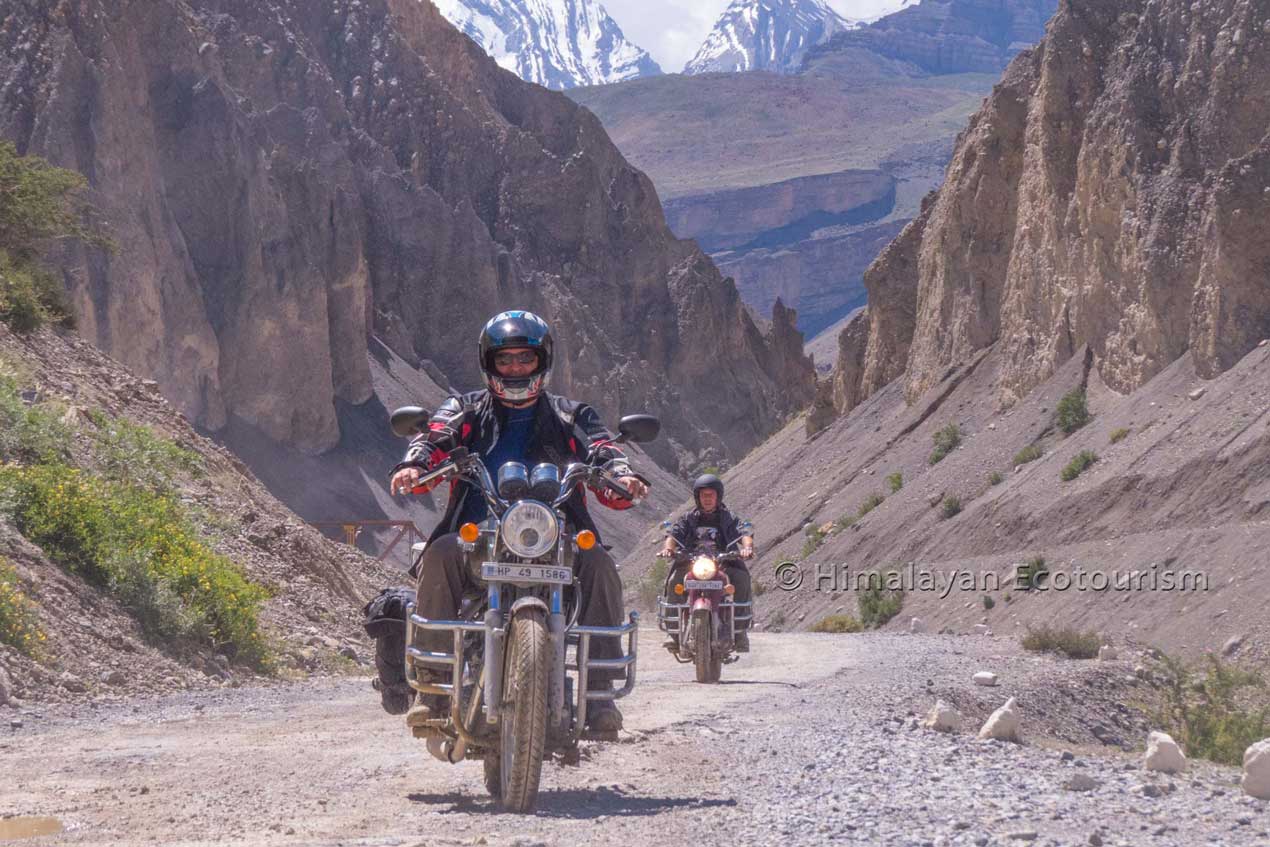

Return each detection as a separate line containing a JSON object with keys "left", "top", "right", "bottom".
{"left": 433, "top": 0, "right": 662, "bottom": 90}
{"left": 684, "top": 0, "right": 857, "bottom": 75}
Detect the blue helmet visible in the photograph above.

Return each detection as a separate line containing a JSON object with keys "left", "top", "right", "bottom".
{"left": 478, "top": 311, "right": 553, "bottom": 403}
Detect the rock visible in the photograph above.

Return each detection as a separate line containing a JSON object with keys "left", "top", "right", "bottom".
{"left": 101, "top": 670, "right": 128, "bottom": 687}
{"left": 1145, "top": 731, "right": 1188, "bottom": 773}
{"left": 59, "top": 672, "right": 87, "bottom": 694}
{"left": 1098, "top": 645, "right": 1118, "bottom": 661}
{"left": 339, "top": 646, "right": 359, "bottom": 661}
{"left": 928, "top": 492, "right": 945, "bottom": 508}
{"left": 1222, "top": 634, "right": 1246, "bottom": 656}
{"left": 9, "top": 718, "right": 22, "bottom": 730}
{"left": 0, "top": 666, "right": 10, "bottom": 706}
{"left": 1243, "top": 739, "right": 1270, "bottom": 799}
{"left": 1064, "top": 773, "right": 1099, "bottom": 792}
{"left": 1188, "top": 387, "right": 1207, "bottom": 400}
{"left": 1006, "top": 831, "right": 1038, "bottom": 842}
{"left": 922, "top": 700, "right": 962, "bottom": 732}
{"left": 978, "top": 697, "right": 1021, "bottom": 742}
{"left": 973, "top": 624, "right": 990, "bottom": 636}
{"left": 910, "top": 617, "right": 928, "bottom": 634}
{"left": 1089, "top": 832, "right": 1104, "bottom": 846}
{"left": 1135, "top": 782, "right": 1176, "bottom": 798}
{"left": 1134, "top": 664, "right": 1149, "bottom": 679}
{"left": 973, "top": 671, "right": 999, "bottom": 687}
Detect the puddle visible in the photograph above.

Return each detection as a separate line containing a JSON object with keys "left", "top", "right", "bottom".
{"left": 0, "top": 818, "right": 63, "bottom": 841}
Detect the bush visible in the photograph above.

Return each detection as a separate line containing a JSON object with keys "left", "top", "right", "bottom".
{"left": 1060, "top": 450, "right": 1099, "bottom": 482}
{"left": 87, "top": 410, "right": 204, "bottom": 491}
{"left": 800, "top": 524, "right": 827, "bottom": 559}
{"left": 0, "top": 464, "right": 270, "bottom": 666}
{"left": 1016, "top": 556, "right": 1049, "bottom": 590}
{"left": 858, "top": 493, "right": 885, "bottom": 517}
{"left": 858, "top": 570, "right": 903, "bottom": 629}
{"left": 0, "top": 371, "right": 73, "bottom": 465}
{"left": 639, "top": 557, "right": 671, "bottom": 609}
{"left": 987, "top": 471, "right": 1003, "bottom": 486}
{"left": 886, "top": 472, "right": 904, "bottom": 494}
{"left": 834, "top": 514, "right": 857, "bottom": 532}
{"left": 941, "top": 496, "right": 963, "bottom": 520}
{"left": 810, "top": 614, "right": 862, "bottom": 634}
{"left": 1153, "top": 653, "right": 1270, "bottom": 766}
{"left": 1110, "top": 427, "right": 1130, "bottom": 444}
{"left": 982, "top": 595, "right": 995, "bottom": 610}
{"left": 0, "top": 141, "right": 110, "bottom": 332}
{"left": 929, "top": 423, "right": 962, "bottom": 465}
{"left": 1056, "top": 388, "right": 1091, "bottom": 435}
{"left": 1012, "top": 444, "right": 1044, "bottom": 466}
{"left": 1021, "top": 624, "right": 1101, "bottom": 659}
{"left": 769, "top": 610, "right": 787, "bottom": 631}
{"left": 0, "top": 557, "right": 45, "bottom": 657}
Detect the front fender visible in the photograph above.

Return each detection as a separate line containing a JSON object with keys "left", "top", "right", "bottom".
{"left": 508, "top": 596, "right": 550, "bottom": 617}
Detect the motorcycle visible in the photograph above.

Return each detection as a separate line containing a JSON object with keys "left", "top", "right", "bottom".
{"left": 389, "top": 406, "right": 658, "bottom": 813}
{"left": 655, "top": 522, "right": 753, "bottom": 684}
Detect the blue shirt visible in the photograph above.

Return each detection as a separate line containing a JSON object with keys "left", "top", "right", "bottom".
{"left": 455, "top": 407, "right": 536, "bottom": 526}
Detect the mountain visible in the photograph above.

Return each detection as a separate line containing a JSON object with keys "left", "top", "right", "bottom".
{"left": 804, "top": 0, "right": 1057, "bottom": 75}
{"left": 685, "top": 0, "right": 857, "bottom": 75}
{"left": 433, "top": 0, "right": 662, "bottom": 88}
{"left": 0, "top": 0, "right": 813, "bottom": 549}
{"left": 573, "top": 0, "right": 1057, "bottom": 342}
{"left": 621, "top": 0, "right": 1270, "bottom": 664}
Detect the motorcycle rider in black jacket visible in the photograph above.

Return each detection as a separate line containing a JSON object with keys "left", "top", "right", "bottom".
{"left": 389, "top": 311, "right": 648, "bottom": 733}
{"left": 659, "top": 474, "right": 754, "bottom": 651}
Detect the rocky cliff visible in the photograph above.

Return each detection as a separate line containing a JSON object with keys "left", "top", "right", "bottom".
{"left": 0, "top": 0, "right": 814, "bottom": 483}
{"left": 828, "top": 0, "right": 1270, "bottom": 420}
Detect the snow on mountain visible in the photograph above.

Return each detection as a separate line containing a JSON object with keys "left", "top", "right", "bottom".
{"left": 684, "top": 0, "right": 915, "bottom": 75}
{"left": 432, "top": 0, "right": 661, "bottom": 89}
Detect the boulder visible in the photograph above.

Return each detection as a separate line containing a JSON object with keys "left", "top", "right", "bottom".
{"left": 1242, "top": 739, "right": 1270, "bottom": 799}
{"left": 1144, "top": 731, "right": 1187, "bottom": 774}
{"left": 978, "top": 697, "right": 1021, "bottom": 742}
{"left": 922, "top": 699, "right": 961, "bottom": 733}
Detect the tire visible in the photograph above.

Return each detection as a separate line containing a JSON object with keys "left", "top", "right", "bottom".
{"left": 497, "top": 609, "right": 549, "bottom": 813}
{"left": 692, "top": 610, "right": 721, "bottom": 684}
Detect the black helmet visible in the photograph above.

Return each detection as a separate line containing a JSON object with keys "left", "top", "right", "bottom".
{"left": 478, "top": 311, "right": 553, "bottom": 403}
{"left": 693, "top": 473, "right": 723, "bottom": 508}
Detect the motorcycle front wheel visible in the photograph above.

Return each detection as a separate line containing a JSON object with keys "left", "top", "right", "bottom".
{"left": 692, "top": 609, "right": 722, "bottom": 684}
{"left": 496, "top": 609, "right": 549, "bottom": 812}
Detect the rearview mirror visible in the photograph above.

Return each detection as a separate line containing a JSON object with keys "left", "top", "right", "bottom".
{"left": 617, "top": 414, "right": 660, "bottom": 444}
{"left": 390, "top": 406, "right": 431, "bottom": 438}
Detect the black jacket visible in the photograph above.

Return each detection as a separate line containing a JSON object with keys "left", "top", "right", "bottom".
{"left": 394, "top": 390, "right": 634, "bottom": 547}
{"left": 668, "top": 506, "right": 747, "bottom": 553}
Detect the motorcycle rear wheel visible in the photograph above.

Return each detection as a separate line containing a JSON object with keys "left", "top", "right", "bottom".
{"left": 496, "top": 609, "right": 549, "bottom": 812}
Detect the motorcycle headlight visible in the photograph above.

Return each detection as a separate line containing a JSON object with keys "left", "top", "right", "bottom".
{"left": 501, "top": 501, "right": 560, "bottom": 559}
{"left": 691, "top": 556, "right": 718, "bottom": 580}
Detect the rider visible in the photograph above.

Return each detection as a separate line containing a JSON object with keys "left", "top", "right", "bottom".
{"left": 389, "top": 311, "right": 649, "bottom": 734}
{"left": 659, "top": 474, "right": 755, "bottom": 651}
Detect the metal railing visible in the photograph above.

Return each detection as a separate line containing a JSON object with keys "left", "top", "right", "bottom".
{"left": 309, "top": 520, "right": 423, "bottom": 563}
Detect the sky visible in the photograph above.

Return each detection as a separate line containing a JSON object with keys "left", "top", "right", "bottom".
{"left": 602, "top": 0, "right": 907, "bottom": 72}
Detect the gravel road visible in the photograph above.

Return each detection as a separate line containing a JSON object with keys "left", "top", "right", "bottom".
{"left": 2, "top": 633, "right": 1267, "bottom": 846}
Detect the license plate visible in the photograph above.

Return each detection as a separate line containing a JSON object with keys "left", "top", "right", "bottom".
{"left": 684, "top": 579, "right": 723, "bottom": 590}
{"left": 481, "top": 563, "right": 573, "bottom": 585}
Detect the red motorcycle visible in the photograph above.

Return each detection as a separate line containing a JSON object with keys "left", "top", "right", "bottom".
{"left": 656, "top": 528, "right": 752, "bottom": 684}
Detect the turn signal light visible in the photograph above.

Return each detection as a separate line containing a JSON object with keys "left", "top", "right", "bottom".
{"left": 724, "top": 584, "right": 736, "bottom": 596}
{"left": 576, "top": 530, "right": 597, "bottom": 551}
{"left": 674, "top": 584, "right": 686, "bottom": 595}
{"left": 459, "top": 523, "right": 480, "bottom": 543}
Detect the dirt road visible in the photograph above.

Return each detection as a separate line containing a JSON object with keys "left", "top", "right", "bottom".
{"left": 2, "top": 633, "right": 1267, "bottom": 846}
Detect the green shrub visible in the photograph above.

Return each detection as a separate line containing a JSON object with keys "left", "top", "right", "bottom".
{"left": 858, "top": 493, "right": 885, "bottom": 517}
{"left": 1060, "top": 450, "right": 1099, "bottom": 482}
{"left": 0, "top": 464, "right": 270, "bottom": 666}
{"left": 1152, "top": 653, "right": 1270, "bottom": 766}
{"left": 1016, "top": 556, "right": 1049, "bottom": 591}
{"left": 0, "top": 141, "right": 110, "bottom": 332}
{"left": 800, "top": 524, "right": 827, "bottom": 559}
{"left": 886, "top": 472, "right": 903, "bottom": 494}
{"left": 1110, "top": 427, "right": 1130, "bottom": 444}
{"left": 941, "top": 496, "right": 962, "bottom": 519}
{"left": 1012, "top": 444, "right": 1044, "bottom": 466}
{"left": 87, "top": 410, "right": 204, "bottom": 490}
{"left": 810, "top": 614, "right": 862, "bottom": 634}
{"left": 639, "top": 557, "right": 671, "bottom": 609}
{"left": 1056, "top": 388, "right": 1091, "bottom": 435}
{"left": 834, "top": 514, "right": 857, "bottom": 532}
{"left": 0, "top": 557, "right": 45, "bottom": 657}
{"left": 987, "top": 471, "right": 1003, "bottom": 486}
{"left": 0, "top": 372, "right": 73, "bottom": 465}
{"left": 1021, "top": 624, "right": 1101, "bottom": 659}
{"left": 858, "top": 570, "right": 903, "bottom": 629}
{"left": 769, "top": 609, "right": 787, "bottom": 631}
{"left": 982, "top": 595, "right": 995, "bottom": 610}
{"left": 929, "top": 423, "right": 962, "bottom": 465}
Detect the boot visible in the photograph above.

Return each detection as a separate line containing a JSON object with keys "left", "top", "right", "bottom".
{"left": 406, "top": 694, "right": 448, "bottom": 728}
{"left": 733, "top": 630, "right": 750, "bottom": 653}
{"left": 585, "top": 681, "right": 623, "bottom": 734}
{"left": 372, "top": 678, "right": 413, "bottom": 715}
